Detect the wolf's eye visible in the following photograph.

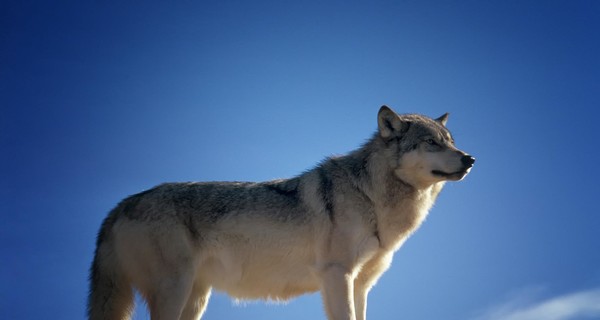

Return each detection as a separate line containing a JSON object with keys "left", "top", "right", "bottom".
{"left": 426, "top": 139, "right": 437, "bottom": 145}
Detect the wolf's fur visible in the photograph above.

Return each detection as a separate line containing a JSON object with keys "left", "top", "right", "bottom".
{"left": 88, "top": 106, "right": 474, "bottom": 320}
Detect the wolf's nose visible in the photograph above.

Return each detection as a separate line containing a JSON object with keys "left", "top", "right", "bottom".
{"left": 462, "top": 155, "right": 475, "bottom": 167}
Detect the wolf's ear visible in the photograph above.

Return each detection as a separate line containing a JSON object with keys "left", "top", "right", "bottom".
{"left": 378, "top": 105, "right": 407, "bottom": 138}
{"left": 436, "top": 113, "right": 449, "bottom": 126}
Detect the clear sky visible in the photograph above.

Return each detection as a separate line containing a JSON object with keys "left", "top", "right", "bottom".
{"left": 2, "top": 1, "right": 600, "bottom": 319}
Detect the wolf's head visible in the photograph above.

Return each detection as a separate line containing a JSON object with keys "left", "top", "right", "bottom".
{"left": 377, "top": 105, "right": 475, "bottom": 189}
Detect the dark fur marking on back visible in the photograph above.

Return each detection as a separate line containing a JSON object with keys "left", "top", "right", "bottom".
{"left": 182, "top": 212, "right": 199, "bottom": 239}
{"left": 346, "top": 153, "right": 370, "bottom": 183}
{"left": 264, "top": 179, "right": 300, "bottom": 200}
{"left": 317, "top": 166, "right": 335, "bottom": 222}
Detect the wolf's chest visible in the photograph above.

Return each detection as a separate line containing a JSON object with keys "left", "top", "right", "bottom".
{"left": 377, "top": 186, "right": 442, "bottom": 250}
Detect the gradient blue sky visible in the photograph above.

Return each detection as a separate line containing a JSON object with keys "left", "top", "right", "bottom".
{"left": 2, "top": 1, "right": 600, "bottom": 319}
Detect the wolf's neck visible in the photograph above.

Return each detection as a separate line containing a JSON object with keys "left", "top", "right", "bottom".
{"left": 329, "top": 140, "right": 445, "bottom": 250}
{"left": 337, "top": 146, "right": 445, "bottom": 250}
{"left": 375, "top": 182, "right": 444, "bottom": 250}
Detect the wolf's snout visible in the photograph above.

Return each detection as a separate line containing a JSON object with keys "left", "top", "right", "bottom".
{"left": 461, "top": 155, "right": 475, "bottom": 168}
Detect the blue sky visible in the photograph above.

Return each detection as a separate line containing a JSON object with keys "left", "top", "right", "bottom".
{"left": 2, "top": 1, "right": 600, "bottom": 319}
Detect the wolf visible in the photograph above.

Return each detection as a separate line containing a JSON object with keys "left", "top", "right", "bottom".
{"left": 88, "top": 105, "right": 474, "bottom": 320}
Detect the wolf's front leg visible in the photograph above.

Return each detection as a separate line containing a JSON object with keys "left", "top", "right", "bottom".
{"left": 319, "top": 263, "right": 356, "bottom": 320}
{"left": 353, "top": 287, "right": 368, "bottom": 320}
{"left": 353, "top": 253, "right": 393, "bottom": 320}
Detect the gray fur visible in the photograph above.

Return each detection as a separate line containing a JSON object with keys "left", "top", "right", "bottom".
{"left": 88, "top": 105, "right": 474, "bottom": 320}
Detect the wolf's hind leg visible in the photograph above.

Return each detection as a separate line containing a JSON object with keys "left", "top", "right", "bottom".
{"left": 147, "top": 271, "right": 195, "bottom": 320}
{"left": 143, "top": 232, "right": 198, "bottom": 320}
{"left": 180, "top": 283, "right": 211, "bottom": 320}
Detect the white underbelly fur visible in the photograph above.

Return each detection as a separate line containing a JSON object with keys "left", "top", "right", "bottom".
{"left": 199, "top": 228, "right": 320, "bottom": 300}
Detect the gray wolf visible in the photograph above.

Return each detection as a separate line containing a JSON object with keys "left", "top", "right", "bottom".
{"left": 88, "top": 105, "right": 475, "bottom": 320}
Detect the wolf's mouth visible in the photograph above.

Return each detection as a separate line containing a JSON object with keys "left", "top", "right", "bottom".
{"left": 431, "top": 168, "right": 471, "bottom": 180}
{"left": 432, "top": 170, "right": 456, "bottom": 177}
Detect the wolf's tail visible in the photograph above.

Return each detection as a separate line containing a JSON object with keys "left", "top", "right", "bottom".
{"left": 87, "top": 212, "right": 133, "bottom": 320}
